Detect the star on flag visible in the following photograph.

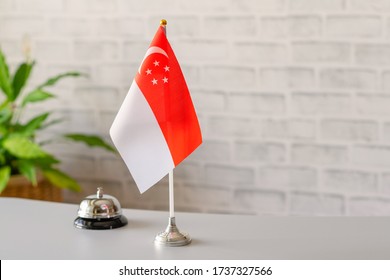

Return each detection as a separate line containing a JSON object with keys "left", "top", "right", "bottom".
{"left": 140, "top": 60, "right": 170, "bottom": 86}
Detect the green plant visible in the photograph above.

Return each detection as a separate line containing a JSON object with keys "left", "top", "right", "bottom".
{"left": 0, "top": 47, "right": 116, "bottom": 193}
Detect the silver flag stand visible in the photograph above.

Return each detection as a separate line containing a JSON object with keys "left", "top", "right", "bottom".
{"left": 154, "top": 170, "right": 191, "bottom": 246}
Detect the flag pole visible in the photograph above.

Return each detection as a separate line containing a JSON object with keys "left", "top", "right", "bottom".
{"left": 169, "top": 170, "right": 175, "bottom": 218}
{"left": 161, "top": 20, "right": 175, "bottom": 220}
{"left": 154, "top": 19, "right": 191, "bottom": 246}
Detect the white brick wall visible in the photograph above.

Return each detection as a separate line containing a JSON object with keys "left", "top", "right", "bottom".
{"left": 2, "top": 0, "right": 390, "bottom": 216}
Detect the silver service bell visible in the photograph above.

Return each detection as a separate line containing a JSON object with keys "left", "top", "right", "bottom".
{"left": 74, "top": 187, "right": 128, "bottom": 230}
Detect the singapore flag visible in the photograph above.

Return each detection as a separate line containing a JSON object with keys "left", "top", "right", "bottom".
{"left": 110, "top": 25, "right": 202, "bottom": 193}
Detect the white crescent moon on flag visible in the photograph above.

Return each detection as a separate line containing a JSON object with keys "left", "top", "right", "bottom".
{"left": 138, "top": 46, "right": 169, "bottom": 73}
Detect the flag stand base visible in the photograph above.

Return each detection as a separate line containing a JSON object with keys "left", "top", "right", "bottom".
{"left": 154, "top": 217, "right": 191, "bottom": 246}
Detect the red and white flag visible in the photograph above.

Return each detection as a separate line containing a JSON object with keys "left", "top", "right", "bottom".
{"left": 110, "top": 25, "right": 202, "bottom": 193}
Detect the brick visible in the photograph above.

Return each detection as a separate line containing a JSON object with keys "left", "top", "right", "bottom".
{"left": 0, "top": 16, "right": 45, "bottom": 38}
{"left": 65, "top": 0, "right": 117, "bottom": 13}
{"left": 348, "top": 197, "right": 390, "bottom": 216}
{"left": 203, "top": 66, "right": 256, "bottom": 89}
{"left": 34, "top": 41, "right": 71, "bottom": 62}
{"left": 235, "top": 141, "right": 285, "bottom": 163}
{"left": 385, "top": 20, "right": 390, "bottom": 38}
{"left": 320, "top": 68, "right": 377, "bottom": 90}
{"left": 189, "top": 140, "right": 231, "bottom": 162}
{"left": 143, "top": 188, "right": 172, "bottom": 211}
{"left": 125, "top": 181, "right": 170, "bottom": 210}
{"left": 195, "top": 115, "right": 207, "bottom": 138}
{"left": 235, "top": 190, "right": 286, "bottom": 214}
{"left": 349, "top": 0, "right": 390, "bottom": 12}
{"left": 99, "top": 157, "right": 129, "bottom": 179}
{"left": 148, "top": 16, "right": 200, "bottom": 38}
{"left": 326, "top": 16, "right": 382, "bottom": 38}
{"left": 382, "top": 123, "right": 390, "bottom": 142}
{"left": 355, "top": 44, "right": 390, "bottom": 65}
{"left": 227, "top": 92, "right": 285, "bottom": 115}
{"left": 0, "top": 40, "right": 25, "bottom": 60}
{"left": 98, "top": 111, "right": 117, "bottom": 134}
{"left": 290, "top": 192, "right": 345, "bottom": 215}
{"left": 234, "top": 42, "right": 288, "bottom": 64}
{"left": 352, "top": 145, "right": 390, "bottom": 167}
{"left": 260, "top": 16, "right": 321, "bottom": 38}
{"left": 63, "top": 0, "right": 89, "bottom": 12}
{"left": 96, "top": 63, "right": 137, "bottom": 84}
{"left": 123, "top": 40, "right": 151, "bottom": 62}
{"left": 119, "top": 0, "right": 178, "bottom": 12}
{"left": 291, "top": 92, "right": 352, "bottom": 116}
{"left": 179, "top": 0, "right": 230, "bottom": 12}
{"left": 174, "top": 40, "right": 228, "bottom": 62}
{"left": 258, "top": 68, "right": 315, "bottom": 90}
{"left": 356, "top": 94, "right": 390, "bottom": 116}
{"left": 75, "top": 87, "right": 121, "bottom": 110}
{"left": 324, "top": 169, "right": 378, "bottom": 193}
{"left": 0, "top": 0, "right": 16, "bottom": 10}
{"left": 231, "top": 0, "right": 286, "bottom": 12}
{"left": 205, "top": 164, "right": 255, "bottom": 187}
{"left": 172, "top": 162, "right": 202, "bottom": 181}
{"left": 208, "top": 116, "right": 260, "bottom": 138}
{"left": 261, "top": 119, "right": 316, "bottom": 140}
{"left": 180, "top": 65, "right": 200, "bottom": 86}
{"left": 95, "top": 18, "right": 145, "bottom": 37}
{"left": 292, "top": 42, "right": 351, "bottom": 63}
{"left": 17, "top": 0, "right": 63, "bottom": 11}
{"left": 191, "top": 90, "right": 225, "bottom": 113}
{"left": 59, "top": 155, "right": 96, "bottom": 178}
{"left": 321, "top": 119, "right": 378, "bottom": 142}
{"left": 290, "top": 0, "right": 345, "bottom": 11}
{"left": 258, "top": 166, "right": 317, "bottom": 189}
{"left": 74, "top": 41, "right": 119, "bottom": 61}
{"left": 49, "top": 18, "right": 92, "bottom": 36}
{"left": 60, "top": 109, "right": 98, "bottom": 134}
{"left": 355, "top": 44, "right": 390, "bottom": 66}
{"left": 291, "top": 144, "right": 348, "bottom": 165}
{"left": 203, "top": 16, "right": 257, "bottom": 38}
{"left": 176, "top": 185, "right": 233, "bottom": 213}
{"left": 380, "top": 173, "right": 390, "bottom": 194}
{"left": 383, "top": 71, "right": 390, "bottom": 90}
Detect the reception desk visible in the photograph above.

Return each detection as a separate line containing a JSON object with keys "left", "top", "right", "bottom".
{"left": 1, "top": 197, "right": 390, "bottom": 260}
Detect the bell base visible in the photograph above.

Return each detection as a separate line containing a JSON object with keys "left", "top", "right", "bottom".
{"left": 74, "top": 215, "right": 128, "bottom": 230}
{"left": 154, "top": 217, "right": 191, "bottom": 246}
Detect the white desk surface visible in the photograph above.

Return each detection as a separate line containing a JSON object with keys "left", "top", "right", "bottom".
{"left": 1, "top": 197, "right": 390, "bottom": 260}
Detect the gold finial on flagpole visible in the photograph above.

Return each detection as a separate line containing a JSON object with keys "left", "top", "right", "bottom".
{"left": 160, "top": 19, "right": 167, "bottom": 26}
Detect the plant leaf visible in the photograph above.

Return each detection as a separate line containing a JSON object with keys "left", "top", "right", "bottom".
{"left": 0, "top": 166, "right": 11, "bottom": 193}
{"left": 33, "top": 155, "right": 60, "bottom": 167}
{"left": 18, "top": 112, "right": 49, "bottom": 136}
{"left": 17, "top": 160, "right": 37, "bottom": 186}
{"left": 0, "top": 151, "right": 5, "bottom": 165}
{"left": 0, "top": 106, "right": 12, "bottom": 124}
{"left": 64, "top": 134, "right": 116, "bottom": 153}
{"left": 38, "top": 72, "right": 84, "bottom": 88}
{"left": 42, "top": 168, "right": 81, "bottom": 192}
{"left": 12, "top": 61, "right": 34, "bottom": 101}
{"left": 39, "top": 117, "right": 64, "bottom": 130}
{"left": 0, "top": 101, "right": 12, "bottom": 127}
{"left": 3, "top": 134, "right": 48, "bottom": 159}
{"left": 22, "top": 89, "right": 54, "bottom": 106}
{"left": 0, "top": 48, "right": 13, "bottom": 99}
